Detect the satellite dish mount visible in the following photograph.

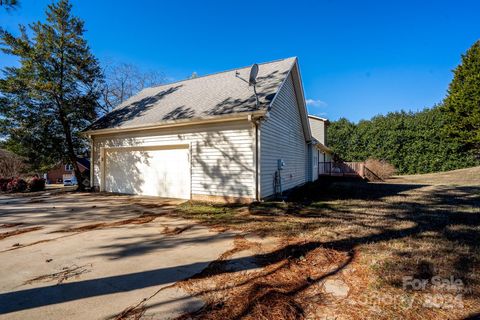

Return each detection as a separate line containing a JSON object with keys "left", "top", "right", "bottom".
{"left": 249, "top": 64, "right": 259, "bottom": 107}
{"left": 235, "top": 63, "right": 260, "bottom": 107}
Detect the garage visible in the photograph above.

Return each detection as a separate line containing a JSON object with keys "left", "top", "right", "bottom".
{"left": 103, "top": 145, "right": 190, "bottom": 199}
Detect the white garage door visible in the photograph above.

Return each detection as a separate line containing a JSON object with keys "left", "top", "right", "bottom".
{"left": 104, "top": 145, "right": 190, "bottom": 199}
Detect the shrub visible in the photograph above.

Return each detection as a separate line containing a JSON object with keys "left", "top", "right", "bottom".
{"left": 365, "top": 158, "right": 396, "bottom": 181}
{"left": 0, "top": 176, "right": 46, "bottom": 192}
{"left": 28, "top": 176, "right": 46, "bottom": 192}
{"left": 0, "top": 178, "right": 11, "bottom": 192}
{"left": 6, "top": 178, "right": 28, "bottom": 192}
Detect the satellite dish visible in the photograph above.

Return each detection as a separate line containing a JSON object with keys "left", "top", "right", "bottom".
{"left": 249, "top": 63, "right": 259, "bottom": 86}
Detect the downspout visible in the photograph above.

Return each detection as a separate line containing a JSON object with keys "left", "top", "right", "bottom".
{"left": 255, "top": 121, "right": 260, "bottom": 201}
{"left": 89, "top": 135, "right": 94, "bottom": 190}
{"left": 249, "top": 113, "right": 266, "bottom": 202}
{"left": 318, "top": 149, "right": 320, "bottom": 177}
{"left": 307, "top": 141, "right": 313, "bottom": 182}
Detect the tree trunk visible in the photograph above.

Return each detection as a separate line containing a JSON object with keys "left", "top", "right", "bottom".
{"left": 65, "top": 127, "right": 85, "bottom": 191}
{"left": 58, "top": 108, "right": 85, "bottom": 191}
{"left": 70, "top": 148, "right": 85, "bottom": 192}
{"left": 55, "top": 34, "right": 85, "bottom": 191}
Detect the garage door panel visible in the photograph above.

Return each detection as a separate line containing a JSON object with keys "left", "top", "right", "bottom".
{"left": 104, "top": 147, "right": 190, "bottom": 199}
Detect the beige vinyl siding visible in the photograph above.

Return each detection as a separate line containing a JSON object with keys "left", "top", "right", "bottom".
{"left": 260, "top": 74, "right": 308, "bottom": 198}
{"left": 312, "top": 146, "right": 319, "bottom": 181}
{"left": 309, "top": 118, "right": 326, "bottom": 145}
{"left": 92, "top": 120, "right": 255, "bottom": 199}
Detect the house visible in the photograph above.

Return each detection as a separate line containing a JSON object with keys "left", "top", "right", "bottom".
{"left": 45, "top": 158, "right": 90, "bottom": 184}
{"left": 308, "top": 115, "right": 333, "bottom": 178}
{"left": 83, "top": 57, "right": 330, "bottom": 202}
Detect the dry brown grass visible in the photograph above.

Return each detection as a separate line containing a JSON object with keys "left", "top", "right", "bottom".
{"left": 390, "top": 166, "right": 480, "bottom": 186}
{"left": 0, "top": 226, "right": 43, "bottom": 240}
{"left": 169, "top": 170, "right": 480, "bottom": 320}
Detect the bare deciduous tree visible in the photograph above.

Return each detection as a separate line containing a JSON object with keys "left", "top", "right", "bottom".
{"left": 0, "top": 149, "right": 26, "bottom": 177}
{"left": 100, "top": 61, "right": 165, "bottom": 114}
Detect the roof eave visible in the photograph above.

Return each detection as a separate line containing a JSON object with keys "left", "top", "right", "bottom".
{"left": 308, "top": 115, "right": 330, "bottom": 125}
{"left": 292, "top": 60, "right": 313, "bottom": 142}
{"left": 82, "top": 110, "right": 267, "bottom": 137}
{"left": 268, "top": 57, "right": 313, "bottom": 142}
{"left": 313, "top": 140, "right": 333, "bottom": 154}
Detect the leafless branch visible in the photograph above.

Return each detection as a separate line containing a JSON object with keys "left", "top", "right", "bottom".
{"left": 0, "top": 149, "right": 27, "bottom": 177}
{"left": 99, "top": 61, "right": 165, "bottom": 114}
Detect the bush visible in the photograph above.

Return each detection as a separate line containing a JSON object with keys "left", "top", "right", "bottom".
{"left": 365, "top": 158, "right": 396, "bottom": 181}
{"left": 6, "top": 178, "right": 28, "bottom": 192}
{"left": 0, "top": 178, "right": 11, "bottom": 192}
{"left": 28, "top": 176, "right": 46, "bottom": 192}
{"left": 0, "top": 176, "right": 46, "bottom": 193}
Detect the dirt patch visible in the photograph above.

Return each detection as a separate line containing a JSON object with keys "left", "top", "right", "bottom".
{"left": 52, "top": 214, "right": 160, "bottom": 233}
{"left": 0, "top": 226, "right": 43, "bottom": 240}
{"left": 129, "top": 198, "right": 182, "bottom": 209}
{"left": 24, "top": 264, "right": 92, "bottom": 285}
{"left": 161, "top": 225, "right": 193, "bottom": 236}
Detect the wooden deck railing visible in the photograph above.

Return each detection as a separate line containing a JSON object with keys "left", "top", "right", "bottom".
{"left": 318, "top": 161, "right": 365, "bottom": 178}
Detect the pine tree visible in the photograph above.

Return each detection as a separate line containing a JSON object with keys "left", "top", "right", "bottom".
{"left": 442, "top": 40, "right": 480, "bottom": 154}
{"left": 0, "top": 0, "right": 19, "bottom": 11}
{"left": 0, "top": 0, "right": 103, "bottom": 189}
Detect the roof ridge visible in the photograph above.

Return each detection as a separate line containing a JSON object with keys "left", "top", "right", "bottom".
{"left": 144, "top": 56, "right": 297, "bottom": 92}
{"left": 110, "top": 57, "right": 297, "bottom": 112}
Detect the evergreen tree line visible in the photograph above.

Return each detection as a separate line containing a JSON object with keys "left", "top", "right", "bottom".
{"left": 327, "top": 41, "right": 480, "bottom": 175}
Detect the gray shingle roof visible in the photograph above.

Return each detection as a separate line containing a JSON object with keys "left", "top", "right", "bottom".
{"left": 87, "top": 57, "right": 296, "bottom": 131}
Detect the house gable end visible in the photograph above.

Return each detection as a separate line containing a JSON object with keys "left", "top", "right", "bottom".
{"left": 267, "top": 58, "right": 312, "bottom": 143}
{"left": 259, "top": 61, "right": 311, "bottom": 198}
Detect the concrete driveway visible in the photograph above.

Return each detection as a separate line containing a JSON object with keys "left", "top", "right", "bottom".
{"left": 0, "top": 192, "right": 237, "bottom": 319}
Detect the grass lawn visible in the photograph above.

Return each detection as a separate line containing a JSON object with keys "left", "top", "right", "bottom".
{"left": 170, "top": 168, "right": 480, "bottom": 320}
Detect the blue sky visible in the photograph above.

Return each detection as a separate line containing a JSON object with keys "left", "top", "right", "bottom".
{"left": 1, "top": 0, "right": 479, "bottom": 122}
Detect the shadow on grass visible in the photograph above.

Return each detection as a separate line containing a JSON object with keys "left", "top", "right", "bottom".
{"left": 286, "top": 176, "right": 428, "bottom": 202}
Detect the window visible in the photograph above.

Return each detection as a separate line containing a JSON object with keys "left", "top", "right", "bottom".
{"left": 65, "top": 164, "right": 74, "bottom": 171}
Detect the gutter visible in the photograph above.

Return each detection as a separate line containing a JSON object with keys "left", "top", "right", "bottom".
{"left": 82, "top": 110, "right": 268, "bottom": 137}
{"left": 313, "top": 141, "right": 333, "bottom": 154}
{"left": 89, "top": 136, "right": 94, "bottom": 188}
